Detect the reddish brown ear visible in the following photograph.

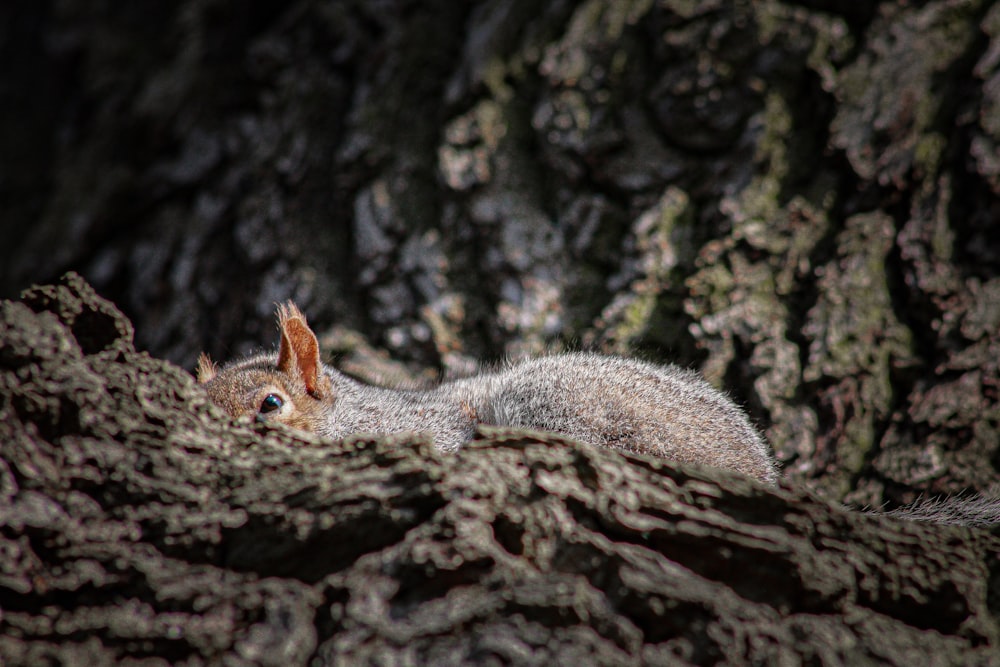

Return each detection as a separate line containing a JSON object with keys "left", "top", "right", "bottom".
{"left": 196, "top": 353, "right": 217, "bottom": 383}
{"left": 276, "top": 301, "right": 330, "bottom": 398}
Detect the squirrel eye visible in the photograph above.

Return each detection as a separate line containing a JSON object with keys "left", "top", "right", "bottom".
{"left": 259, "top": 393, "right": 284, "bottom": 414}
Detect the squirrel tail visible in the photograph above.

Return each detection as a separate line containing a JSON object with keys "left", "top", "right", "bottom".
{"left": 871, "top": 493, "right": 1000, "bottom": 528}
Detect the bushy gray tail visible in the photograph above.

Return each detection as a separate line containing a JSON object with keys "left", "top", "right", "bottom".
{"left": 875, "top": 494, "right": 1000, "bottom": 528}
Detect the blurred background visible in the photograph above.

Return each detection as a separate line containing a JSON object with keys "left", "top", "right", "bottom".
{"left": 2, "top": 0, "right": 998, "bottom": 506}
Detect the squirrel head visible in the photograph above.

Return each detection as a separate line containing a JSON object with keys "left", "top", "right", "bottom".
{"left": 197, "top": 302, "right": 333, "bottom": 431}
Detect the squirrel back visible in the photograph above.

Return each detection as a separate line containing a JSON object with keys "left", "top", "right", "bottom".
{"left": 458, "top": 354, "right": 777, "bottom": 484}
{"left": 198, "top": 302, "right": 779, "bottom": 485}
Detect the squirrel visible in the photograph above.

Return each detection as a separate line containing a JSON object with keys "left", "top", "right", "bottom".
{"left": 196, "top": 303, "right": 1000, "bottom": 525}
{"left": 197, "top": 302, "right": 780, "bottom": 485}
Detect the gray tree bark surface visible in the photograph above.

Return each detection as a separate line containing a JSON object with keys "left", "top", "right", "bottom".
{"left": 2, "top": 275, "right": 998, "bottom": 665}
{"left": 3, "top": 1, "right": 998, "bottom": 508}
{"left": 2, "top": 0, "right": 1000, "bottom": 663}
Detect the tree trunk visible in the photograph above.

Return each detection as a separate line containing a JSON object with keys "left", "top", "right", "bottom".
{"left": 2, "top": 273, "right": 997, "bottom": 666}
{"left": 2, "top": 0, "right": 1000, "bottom": 662}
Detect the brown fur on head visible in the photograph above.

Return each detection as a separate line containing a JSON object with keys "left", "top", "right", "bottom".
{"left": 196, "top": 302, "right": 334, "bottom": 432}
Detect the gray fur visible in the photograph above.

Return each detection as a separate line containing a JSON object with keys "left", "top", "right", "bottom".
{"left": 310, "top": 352, "right": 779, "bottom": 485}
{"left": 199, "top": 303, "right": 778, "bottom": 485}
{"left": 874, "top": 494, "right": 1000, "bottom": 527}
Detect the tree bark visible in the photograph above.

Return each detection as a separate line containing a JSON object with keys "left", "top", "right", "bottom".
{"left": 3, "top": 0, "right": 999, "bottom": 505}
{"left": 2, "top": 274, "right": 998, "bottom": 665}
{"left": 3, "top": 1, "right": 998, "bottom": 509}
{"left": 2, "top": 0, "right": 1000, "bottom": 661}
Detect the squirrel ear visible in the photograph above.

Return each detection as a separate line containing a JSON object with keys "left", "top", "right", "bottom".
{"left": 196, "top": 353, "right": 217, "bottom": 383}
{"left": 276, "top": 301, "right": 330, "bottom": 399}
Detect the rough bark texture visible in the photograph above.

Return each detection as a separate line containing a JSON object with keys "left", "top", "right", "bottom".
{"left": 2, "top": 275, "right": 999, "bottom": 665}
{"left": 3, "top": 0, "right": 999, "bottom": 509}
{"left": 2, "top": 0, "right": 1000, "bottom": 663}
